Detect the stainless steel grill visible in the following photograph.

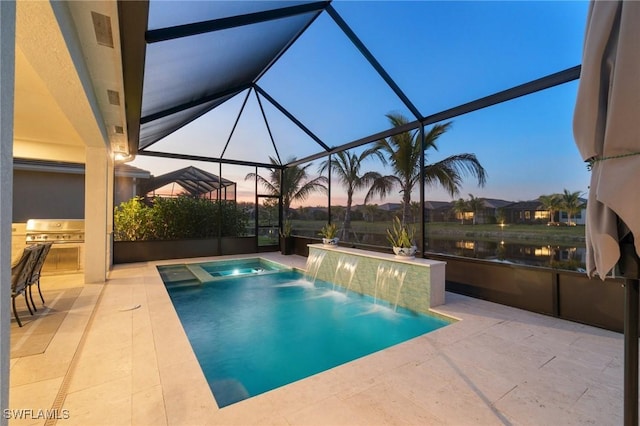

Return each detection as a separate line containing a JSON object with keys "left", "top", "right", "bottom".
{"left": 25, "top": 219, "right": 85, "bottom": 244}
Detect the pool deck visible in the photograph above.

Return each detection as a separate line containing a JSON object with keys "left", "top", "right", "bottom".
{"left": 9, "top": 253, "right": 625, "bottom": 425}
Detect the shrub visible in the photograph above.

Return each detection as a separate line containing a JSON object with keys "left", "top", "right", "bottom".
{"left": 114, "top": 196, "right": 249, "bottom": 241}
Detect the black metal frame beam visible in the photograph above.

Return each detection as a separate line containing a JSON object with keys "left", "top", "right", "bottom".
{"left": 220, "top": 89, "right": 252, "bottom": 158}
{"left": 118, "top": 0, "right": 150, "bottom": 155}
{"left": 138, "top": 150, "right": 284, "bottom": 170}
{"left": 146, "top": 1, "right": 331, "bottom": 43}
{"left": 254, "top": 85, "right": 331, "bottom": 152}
{"left": 286, "top": 66, "right": 581, "bottom": 168}
{"left": 140, "top": 84, "right": 251, "bottom": 125}
{"left": 255, "top": 89, "right": 282, "bottom": 164}
{"left": 287, "top": 119, "right": 420, "bottom": 167}
{"left": 326, "top": 5, "right": 422, "bottom": 121}
{"left": 422, "top": 65, "right": 581, "bottom": 126}
{"left": 419, "top": 125, "right": 425, "bottom": 253}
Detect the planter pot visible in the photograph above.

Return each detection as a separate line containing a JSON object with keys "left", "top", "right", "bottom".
{"left": 322, "top": 237, "right": 339, "bottom": 247}
{"left": 280, "top": 236, "right": 294, "bottom": 255}
{"left": 393, "top": 246, "right": 417, "bottom": 258}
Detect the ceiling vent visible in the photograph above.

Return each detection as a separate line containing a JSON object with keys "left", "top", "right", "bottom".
{"left": 107, "top": 90, "right": 120, "bottom": 106}
{"left": 91, "top": 11, "right": 114, "bottom": 48}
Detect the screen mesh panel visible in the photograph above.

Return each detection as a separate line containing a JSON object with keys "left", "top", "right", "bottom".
{"left": 148, "top": 1, "right": 310, "bottom": 30}
{"left": 141, "top": 12, "right": 317, "bottom": 120}
{"left": 140, "top": 95, "right": 234, "bottom": 150}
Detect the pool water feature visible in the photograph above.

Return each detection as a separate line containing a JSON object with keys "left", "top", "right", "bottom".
{"left": 162, "top": 267, "right": 452, "bottom": 408}
{"left": 157, "top": 257, "right": 289, "bottom": 286}
{"left": 308, "top": 244, "right": 446, "bottom": 313}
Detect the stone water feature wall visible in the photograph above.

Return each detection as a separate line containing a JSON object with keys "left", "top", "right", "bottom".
{"left": 307, "top": 244, "right": 446, "bottom": 314}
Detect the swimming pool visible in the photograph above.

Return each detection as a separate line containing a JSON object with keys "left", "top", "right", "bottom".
{"left": 161, "top": 260, "right": 451, "bottom": 408}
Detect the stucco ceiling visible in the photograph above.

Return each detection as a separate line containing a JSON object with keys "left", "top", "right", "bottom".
{"left": 13, "top": 46, "right": 84, "bottom": 148}
{"left": 13, "top": 0, "right": 126, "bottom": 163}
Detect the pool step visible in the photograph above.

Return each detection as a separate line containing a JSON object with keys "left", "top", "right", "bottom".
{"left": 185, "top": 264, "right": 217, "bottom": 284}
{"left": 158, "top": 265, "right": 196, "bottom": 283}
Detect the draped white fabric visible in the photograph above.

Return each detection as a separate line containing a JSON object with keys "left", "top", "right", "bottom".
{"left": 573, "top": 1, "right": 640, "bottom": 279}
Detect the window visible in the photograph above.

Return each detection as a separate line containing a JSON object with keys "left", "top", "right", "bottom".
{"left": 534, "top": 211, "right": 549, "bottom": 220}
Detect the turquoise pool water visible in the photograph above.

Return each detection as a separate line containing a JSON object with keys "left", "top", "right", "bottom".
{"left": 162, "top": 266, "right": 450, "bottom": 407}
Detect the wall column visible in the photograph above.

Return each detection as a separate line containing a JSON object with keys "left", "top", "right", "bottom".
{"left": 0, "top": 1, "right": 16, "bottom": 422}
{"left": 84, "top": 146, "right": 111, "bottom": 283}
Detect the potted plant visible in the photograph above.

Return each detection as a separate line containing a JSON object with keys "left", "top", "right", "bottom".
{"left": 318, "top": 223, "right": 339, "bottom": 246}
{"left": 280, "top": 220, "right": 294, "bottom": 255}
{"left": 386, "top": 216, "right": 417, "bottom": 258}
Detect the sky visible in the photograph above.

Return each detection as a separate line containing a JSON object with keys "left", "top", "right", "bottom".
{"left": 129, "top": 0, "right": 591, "bottom": 208}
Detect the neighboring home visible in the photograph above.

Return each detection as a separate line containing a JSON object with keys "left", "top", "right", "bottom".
{"left": 474, "top": 198, "right": 512, "bottom": 224}
{"left": 503, "top": 198, "right": 587, "bottom": 225}
{"left": 425, "top": 201, "right": 453, "bottom": 222}
{"left": 559, "top": 198, "right": 587, "bottom": 225}
{"left": 114, "top": 163, "right": 153, "bottom": 206}
{"left": 378, "top": 202, "right": 402, "bottom": 212}
{"left": 450, "top": 198, "right": 512, "bottom": 225}
{"left": 502, "top": 200, "right": 550, "bottom": 224}
{"left": 142, "top": 166, "right": 236, "bottom": 202}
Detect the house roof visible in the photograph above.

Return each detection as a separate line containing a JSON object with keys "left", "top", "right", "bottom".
{"left": 115, "top": 163, "right": 152, "bottom": 179}
{"left": 481, "top": 198, "right": 513, "bottom": 209}
{"left": 424, "top": 201, "right": 452, "bottom": 210}
{"left": 505, "top": 200, "right": 544, "bottom": 210}
{"left": 143, "top": 166, "right": 235, "bottom": 197}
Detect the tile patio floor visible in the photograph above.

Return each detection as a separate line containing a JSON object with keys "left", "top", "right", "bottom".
{"left": 9, "top": 253, "right": 626, "bottom": 425}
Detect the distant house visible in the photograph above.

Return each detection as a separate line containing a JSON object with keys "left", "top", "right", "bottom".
{"left": 114, "top": 163, "right": 153, "bottom": 207}
{"left": 559, "top": 198, "right": 587, "bottom": 225}
{"left": 378, "top": 202, "right": 402, "bottom": 212}
{"left": 425, "top": 201, "right": 453, "bottom": 222}
{"left": 502, "top": 198, "right": 587, "bottom": 225}
{"left": 474, "top": 198, "right": 512, "bottom": 224}
{"left": 503, "top": 200, "right": 553, "bottom": 224}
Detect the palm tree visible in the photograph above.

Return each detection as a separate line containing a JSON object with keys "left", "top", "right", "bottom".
{"left": 560, "top": 189, "right": 584, "bottom": 225}
{"left": 453, "top": 198, "right": 468, "bottom": 224}
{"left": 409, "top": 201, "right": 421, "bottom": 224}
{"left": 362, "top": 204, "right": 379, "bottom": 222}
{"left": 467, "top": 194, "right": 485, "bottom": 225}
{"left": 319, "top": 149, "right": 387, "bottom": 241}
{"left": 368, "top": 113, "right": 487, "bottom": 225}
{"left": 538, "top": 194, "right": 562, "bottom": 224}
{"left": 245, "top": 156, "right": 327, "bottom": 219}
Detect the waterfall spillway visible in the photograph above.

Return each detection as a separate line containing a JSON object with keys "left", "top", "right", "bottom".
{"left": 304, "top": 251, "right": 326, "bottom": 285}
{"left": 307, "top": 244, "right": 447, "bottom": 313}
{"left": 393, "top": 268, "right": 408, "bottom": 311}
{"left": 332, "top": 256, "right": 359, "bottom": 293}
{"left": 374, "top": 263, "right": 408, "bottom": 309}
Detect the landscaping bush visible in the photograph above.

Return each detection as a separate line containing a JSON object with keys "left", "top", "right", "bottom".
{"left": 114, "top": 196, "right": 249, "bottom": 241}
